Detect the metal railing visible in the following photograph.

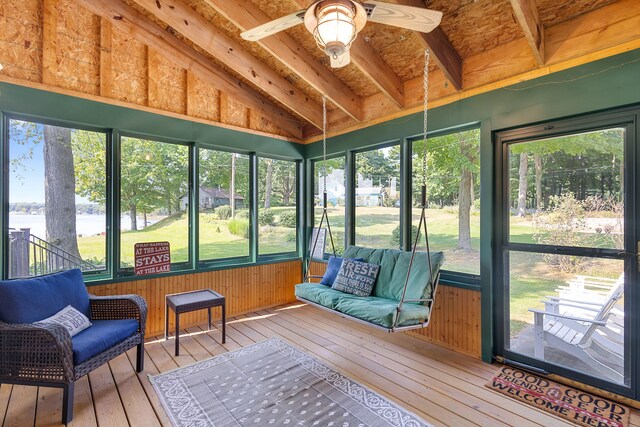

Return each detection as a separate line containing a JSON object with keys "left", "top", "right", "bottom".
{"left": 9, "top": 228, "right": 98, "bottom": 278}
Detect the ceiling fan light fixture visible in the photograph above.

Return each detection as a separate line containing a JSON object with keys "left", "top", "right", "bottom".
{"left": 305, "top": 0, "right": 366, "bottom": 62}
{"left": 314, "top": 1, "right": 356, "bottom": 58}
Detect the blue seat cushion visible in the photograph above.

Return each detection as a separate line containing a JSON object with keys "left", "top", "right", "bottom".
{"left": 0, "top": 269, "right": 90, "bottom": 324}
{"left": 72, "top": 319, "right": 139, "bottom": 365}
{"left": 319, "top": 256, "right": 363, "bottom": 286}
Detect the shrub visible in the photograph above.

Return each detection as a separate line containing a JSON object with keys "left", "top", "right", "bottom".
{"left": 228, "top": 219, "right": 249, "bottom": 238}
{"left": 279, "top": 210, "right": 297, "bottom": 228}
{"left": 285, "top": 232, "right": 296, "bottom": 243}
{"left": 236, "top": 210, "right": 249, "bottom": 219}
{"left": 259, "top": 209, "right": 275, "bottom": 226}
{"left": 533, "top": 193, "right": 589, "bottom": 272}
{"left": 216, "top": 205, "right": 232, "bottom": 220}
{"left": 391, "top": 224, "right": 419, "bottom": 248}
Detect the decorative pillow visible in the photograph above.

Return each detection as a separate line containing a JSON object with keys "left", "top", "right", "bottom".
{"left": 319, "top": 256, "right": 363, "bottom": 286}
{"left": 37, "top": 305, "right": 92, "bottom": 337}
{"left": 332, "top": 259, "right": 380, "bottom": 297}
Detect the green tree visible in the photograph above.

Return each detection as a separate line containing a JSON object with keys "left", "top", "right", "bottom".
{"left": 509, "top": 129, "right": 624, "bottom": 212}
{"left": 272, "top": 160, "right": 296, "bottom": 206}
{"left": 414, "top": 129, "right": 480, "bottom": 250}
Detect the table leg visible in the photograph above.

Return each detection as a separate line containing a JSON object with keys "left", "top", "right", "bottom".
{"left": 208, "top": 307, "right": 212, "bottom": 330}
{"left": 164, "top": 303, "right": 169, "bottom": 341}
{"left": 221, "top": 303, "right": 226, "bottom": 344}
{"left": 175, "top": 312, "right": 180, "bottom": 356}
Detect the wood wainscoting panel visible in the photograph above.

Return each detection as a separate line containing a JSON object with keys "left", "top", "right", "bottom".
{"left": 308, "top": 261, "right": 482, "bottom": 358}
{"left": 408, "top": 285, "right": 481, "bottom": 358}
{"left": 89, "top": 260, "right": 302, "bottom": 337}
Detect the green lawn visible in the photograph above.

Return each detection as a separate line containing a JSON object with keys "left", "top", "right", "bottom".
{"left": 78, "top": 207, "right": 298, "bottom": 266}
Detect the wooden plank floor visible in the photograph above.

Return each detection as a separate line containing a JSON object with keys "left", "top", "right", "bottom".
{"left": 2, "top": 302, "right": 640, "bottom": 427}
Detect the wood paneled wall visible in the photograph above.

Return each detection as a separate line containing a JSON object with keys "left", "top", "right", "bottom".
{"left": 89, "top": 260, "right": 302, "bottom": 337}
{"left": 409, "top": 285, "right": 481, "bottom": 358}
{"left": 309, "top": 261, "right": 482, "bottom": 358}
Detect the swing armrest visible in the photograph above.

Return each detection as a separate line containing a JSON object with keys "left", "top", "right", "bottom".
{"left": 306, "top": 275, "right": 324, "bottom": 283}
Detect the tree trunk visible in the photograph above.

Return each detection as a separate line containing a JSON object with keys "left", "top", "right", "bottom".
{"left": 129, "top": 204, "right": 137, "bottom": 231}
{"left": 43, "top": 125, "right": 81, "bottom": 268}
{"left": 230, "top": 154, "right": 236, "bottom": 217}
{"left": 619, "top": 156, "right": 624, "bottom": 200}
{"left": 283, "top": 171, "right": 291, "bottom": 205}
{"left": 516, "top": 152, "right": 529, "bottom": 216}
{"left": 534, "top": 154, "right": 543, "bottom": 210}
{"left": 457, "top": 167, "right": 472, "bottom": 250}
{"left": 264, "top": 158, "right": 273, "bottom": 209}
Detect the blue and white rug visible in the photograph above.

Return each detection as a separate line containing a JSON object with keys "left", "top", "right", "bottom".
{"left": 150, "top": 337, "right": 431, "bottom": 427}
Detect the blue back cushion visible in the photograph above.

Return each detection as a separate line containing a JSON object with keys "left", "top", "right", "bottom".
{"left": 0, "top": 269, "right": 90, "bottom": 324}
{"left": 319, "top": 256, "right": 363, "bottom": 286}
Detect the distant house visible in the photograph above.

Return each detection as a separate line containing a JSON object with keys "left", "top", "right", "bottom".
{"left": 180, "top": 187, "right": 245, "bottom": 210}
{"left": 355, "top": 187, "right": 381, "bottom": 207}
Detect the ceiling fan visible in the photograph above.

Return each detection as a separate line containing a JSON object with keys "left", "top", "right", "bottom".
{"left": 240, "top": 0, "right": 442, "bottom": 68}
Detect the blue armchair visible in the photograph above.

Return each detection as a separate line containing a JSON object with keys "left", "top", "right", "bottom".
{"left": 0, "top": 269, "right": 147, "bottom": 424}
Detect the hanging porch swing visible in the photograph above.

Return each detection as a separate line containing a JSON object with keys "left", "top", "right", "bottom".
{"left": 295, "top": 50, "right": 445, "bottom": 333}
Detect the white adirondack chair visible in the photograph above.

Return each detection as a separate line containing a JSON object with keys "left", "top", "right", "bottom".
{"left": 529, "top": 274, "right": 625, "bottom": 383}
{"left": 555, "top": 274, "right": 621, "bottom": 302}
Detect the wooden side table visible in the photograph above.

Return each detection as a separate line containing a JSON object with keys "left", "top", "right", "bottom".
{"left": 165, "top": 289, "right": 226, "bottom": 356}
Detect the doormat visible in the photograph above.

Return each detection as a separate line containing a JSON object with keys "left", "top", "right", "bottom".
{"left": 486, "top": 366, "right": 629, "bottom": 427}
{"left": 150, "top": 337, "right": 431, "bottom": 426}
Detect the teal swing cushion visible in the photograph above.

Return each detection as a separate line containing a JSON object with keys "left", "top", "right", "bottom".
{"left": 296, "top": 246, "right": 445, "bottom": 329}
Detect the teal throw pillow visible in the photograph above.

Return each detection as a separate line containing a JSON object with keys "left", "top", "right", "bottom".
{"left": 332, "top": 259, "right": 380, "bottom": 297}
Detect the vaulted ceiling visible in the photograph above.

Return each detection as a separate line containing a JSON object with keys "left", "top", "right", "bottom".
{"left": 0, "top": 0, "right": 638, "bottom": 142}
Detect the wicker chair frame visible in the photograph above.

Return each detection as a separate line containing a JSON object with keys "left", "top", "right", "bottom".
{"left": 0, "top": 293, "right": 147, "bottom": 425}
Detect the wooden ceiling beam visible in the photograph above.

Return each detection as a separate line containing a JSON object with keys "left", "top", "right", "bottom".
{"left": 128, "top": 0, "right": 323, "bottom": 129}
{"left": 291, "top": 0, "right": 405, "bottom": 108}
{"left": 509, "top": 0, "right": 545, "bottom": 65}
{"left": 206, "top": 0, "right": 366, "bottom": 120}
{"left": 76, "top": 0, "right": 304, "bottom": 138}
{"left": 349, "top": 37, "right": 405, "bottom": 108}
{"left": 385, "top": 0, "right": 463, "bottom": 91}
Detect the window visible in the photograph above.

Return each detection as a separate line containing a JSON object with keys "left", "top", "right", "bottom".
{"left": 119, "top": 136, "right": 189, "bottom": 269}
{"left": 313, "top": 157, "right": 346, "bottom": 256}
{"left": 412, "top": 128, "right": 480, "bottom": 275}
{"left": 198, "top": 149, "right": 250, "bottom": 261}
{"left": 355, "top": 146, "right": 401, "bottom": 249}
{"left": 258, "top": 157, "right": 297, "bottom": 255}
{"left": 8, "top": 119, "right": 107, "bottom": 278}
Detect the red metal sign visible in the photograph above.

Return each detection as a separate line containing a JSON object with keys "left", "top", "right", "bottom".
{"left": 134, "top": 242, "right": 171, "bottom": 276}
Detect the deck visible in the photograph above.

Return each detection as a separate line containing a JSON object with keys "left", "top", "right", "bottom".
{"left": 1, "top": 303, "right": 639, "bottom": 427}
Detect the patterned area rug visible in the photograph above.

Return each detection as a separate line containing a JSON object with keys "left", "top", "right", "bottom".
{"left": 150, "top": 337, "right": 430, "bottom": 426}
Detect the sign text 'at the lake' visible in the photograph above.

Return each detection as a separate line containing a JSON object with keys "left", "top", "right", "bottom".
{"left": 134, "top": 242, "right": 170, "bottom": 275}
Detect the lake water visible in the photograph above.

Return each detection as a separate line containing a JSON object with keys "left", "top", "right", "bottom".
{"left": 9, "top": 214, "right": 153, "bottom": 238}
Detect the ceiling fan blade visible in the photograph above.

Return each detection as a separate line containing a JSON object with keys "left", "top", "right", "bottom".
{"left": 330, "top": 51, "right": 351, "bottom": 68}
{"left": 363, "top": 1, "right": 442, "bottom": 33}
{"left": 240, "top": 10, "right": 307, "bottom": 42}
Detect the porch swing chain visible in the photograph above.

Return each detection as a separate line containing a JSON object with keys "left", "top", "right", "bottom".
{"left": 395, "top": 49, "right": 435, "bottom": 322}
{"left": 305, "top": 96, "right": 336, "bottom": 282}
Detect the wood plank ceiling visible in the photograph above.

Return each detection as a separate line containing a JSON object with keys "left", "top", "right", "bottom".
{"left": 0, "top": 0, "right": 638, "bottom": 142}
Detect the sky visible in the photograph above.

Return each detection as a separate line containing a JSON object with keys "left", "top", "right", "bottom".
{"left": 10, "top": 121, "right": 46, "bottom": 203}
{"left": 9, "top": 120, "right": 92, "bottom": 204}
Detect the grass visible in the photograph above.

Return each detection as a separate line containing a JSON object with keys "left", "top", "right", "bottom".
{"left": 77, "top": 205, "right": 623, "bottom": 339}
{"left": 78, "top": 206, "right": 298, "bottom": 266}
